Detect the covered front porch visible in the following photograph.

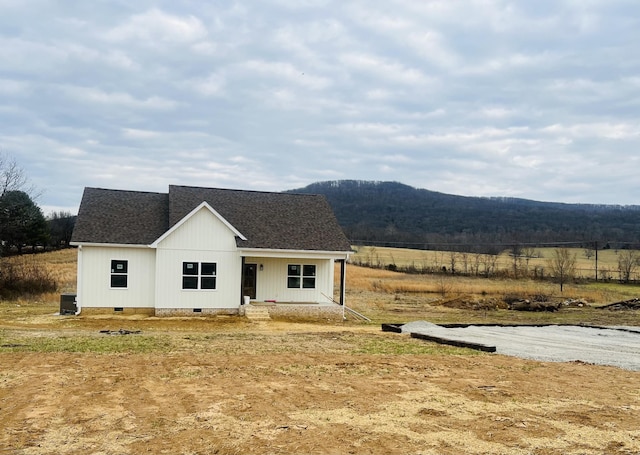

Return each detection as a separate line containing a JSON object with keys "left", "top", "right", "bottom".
{"left": 239, "top": 248, "right": 348, "bottom": 306}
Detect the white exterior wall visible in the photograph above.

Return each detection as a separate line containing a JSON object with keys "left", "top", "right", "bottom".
{"left": 77, "top": 245, "right": 156, "bottom": 309}
{"left": 245, "top": 256, "right": 334, "bottom": 303}
{"left": 155, "top": 208, "right": 241, "bottom": 309}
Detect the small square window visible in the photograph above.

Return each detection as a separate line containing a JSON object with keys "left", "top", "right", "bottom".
{"left": 182, "top": 276, "right": 198, "bottom": 289}
{"left": 201, "top": 277, "right": 216, "bottom": 289}
{"left": 201, "top": 263, "right": 216, "bottom": 275}
{"left": 111, "top": 275, "right": 128, "bottom": 288}
{"left": 111, "top": 260, "right": 128, "bottom": 274}
{"left": 183, "top": 262, "right": 199, "bottom": 275}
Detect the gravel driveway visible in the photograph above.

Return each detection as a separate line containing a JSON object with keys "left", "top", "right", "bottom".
{"left": 402, "top": 322, "right": 640, "bottom": 371}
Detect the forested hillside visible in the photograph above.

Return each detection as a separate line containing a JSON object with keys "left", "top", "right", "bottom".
{"left": 289, "top": 180, "right": 640, "bottom": 252}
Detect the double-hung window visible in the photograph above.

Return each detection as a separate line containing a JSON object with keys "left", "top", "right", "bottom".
{"left": 287, "top": 264, "right": 316, "bottom": 289}
{"left": 182, "top": 262, "right": 217, "bottom": 290}
{"left": 110, "top": 260, "right": 128, "bottom": 288}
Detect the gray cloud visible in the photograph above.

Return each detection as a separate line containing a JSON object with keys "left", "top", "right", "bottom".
{"left": 1, "top": 0, "right": 639, "bottom": 214}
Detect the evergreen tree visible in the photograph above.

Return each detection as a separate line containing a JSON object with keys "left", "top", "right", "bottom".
{"left": 0, "top": 190, "right": 49, "bottom": 253}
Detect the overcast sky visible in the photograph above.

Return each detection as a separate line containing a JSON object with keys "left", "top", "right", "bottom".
{"left": 2, "top": 0, "right": 639, "bottom": 214}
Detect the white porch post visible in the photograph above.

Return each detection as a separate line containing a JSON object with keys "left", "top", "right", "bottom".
{"left": 76, "top": 245, "right": 83, "bottom": 314}
{"left": 340, "top": 259, "right": 347, "bottom": 306}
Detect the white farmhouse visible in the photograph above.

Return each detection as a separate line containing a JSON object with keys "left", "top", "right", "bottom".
{"left": 70, "top": 185, "right": 352, "bottom": 318}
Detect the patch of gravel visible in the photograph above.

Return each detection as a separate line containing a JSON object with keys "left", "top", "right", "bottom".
{"left": 403, "top": 322, "right": 640, "bottom": 371}
{"left": 400, "top": 320, "right": 442, "bottom": 333}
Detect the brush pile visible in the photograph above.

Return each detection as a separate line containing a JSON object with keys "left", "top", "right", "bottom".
{"left": 598, "top": 298, "right": 640, "bottom": 311}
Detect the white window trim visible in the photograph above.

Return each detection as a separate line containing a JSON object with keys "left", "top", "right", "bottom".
{"left": 287, "top": 264, "right": 317, "bottom": 289}
{"left": 182, "top": 261, "right": 218, "bottom": 291}
{"left": 110, "top": 259, "right": 128, "bottom": 290}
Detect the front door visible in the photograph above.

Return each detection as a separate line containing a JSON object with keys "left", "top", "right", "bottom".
{"left": 242, "top": 263, "right": 257, "bottom": 299}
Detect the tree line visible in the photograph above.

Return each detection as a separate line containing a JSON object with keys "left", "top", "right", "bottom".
{"left": 0, "top": 154, "right": 76, "bottom": 255}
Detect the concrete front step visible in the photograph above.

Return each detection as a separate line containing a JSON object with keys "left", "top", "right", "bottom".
{"left": 243, "top": 305, "right": 271, "bottom": 321}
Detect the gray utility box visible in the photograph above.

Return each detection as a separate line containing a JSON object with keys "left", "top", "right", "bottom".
{"left": 60, "top": 293, "right": 77, "bottom": 315}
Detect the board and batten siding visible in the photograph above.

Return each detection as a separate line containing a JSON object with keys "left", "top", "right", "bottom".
{"left": 77, "top": 245, "right": 156, "bottom": 308}
{"left": 154, "top": 207, "right": 242, "bottom": 309}
{"left": 245, "top": 257, "right": 334, "bottom": 303}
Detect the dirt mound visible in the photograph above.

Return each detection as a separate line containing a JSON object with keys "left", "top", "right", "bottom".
{"left": 440, "top": 296, "right": 507, "bottom": 311}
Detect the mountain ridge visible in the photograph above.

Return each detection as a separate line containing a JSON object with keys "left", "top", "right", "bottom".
{"left": 287, "top": 180, "right": 640, "bottom": 250}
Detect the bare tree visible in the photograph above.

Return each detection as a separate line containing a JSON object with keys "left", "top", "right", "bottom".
{"left": 0, "top": 153, "right": 31, "bottom": 197}
{"left": 478, "top": 253, "right": 498, "bottom": 278}
{"left": 366, "top": 247, "right": 381, "bottom": 268}
{"left": 548, "top": 248, "right": 577, "bottom": 293}
{"left": 448, "top": 251, "right": 458, "bottom": 275}
{"left": 617, "top": 250, "right": 640, "bottom": 283}
{"left": 509, "top": 244, "right": 523, "bottom": 278}
{"left": 472, "top": 252, "right": 482, "bottom": 276}
{"left": 459, "top": 251, "right": 470, "bottom": 275}
{"left": 520, "top": 247, "right": 537, "bottom": 277}
{"left": 434, "top": 251, "right": 446, "bottom": 273}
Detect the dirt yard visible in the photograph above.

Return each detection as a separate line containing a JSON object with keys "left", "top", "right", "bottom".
{"left": 2, "top": 312, "right": 640, "bottom": 455}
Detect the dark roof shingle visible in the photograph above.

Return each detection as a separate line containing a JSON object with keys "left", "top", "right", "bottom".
{"left": 71, "top": 188, "right": 169, "bottom": 245}
{"left": 72, "top": 185, "right": 351, "bottom": 252}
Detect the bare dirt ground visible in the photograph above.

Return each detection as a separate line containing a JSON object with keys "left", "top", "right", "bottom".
{"left": 2, "top": 313, "right": 640, "bottom": 455}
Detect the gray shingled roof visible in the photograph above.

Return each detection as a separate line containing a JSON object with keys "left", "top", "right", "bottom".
{"left": 71, "top": 188, "right": 169, "bottom": 245}
{"left": 72, "top": 185, "right": 351, "bottom": 252}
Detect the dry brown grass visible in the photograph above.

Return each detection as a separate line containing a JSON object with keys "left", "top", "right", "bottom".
{"left": 345, "top": 261, "right": 620, "bottom": 302}
{"left": 352, "top": 245, "right": 635, "bottom": 280}
{"left": 38, "top": 248, "right": 77, "bottom": 293}
{"left": 0, "top": 248, "right": 76, "bottom": 305}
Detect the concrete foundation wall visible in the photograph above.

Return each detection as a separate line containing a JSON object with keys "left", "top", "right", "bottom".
{"left": 154, "top": 308, "right": 239, "bottom": 316}
{"left": 80, "top": 304, "right": 343, "bottom": 320}
{"left": 80, "top": 307, "right": 156, "bottom": 316}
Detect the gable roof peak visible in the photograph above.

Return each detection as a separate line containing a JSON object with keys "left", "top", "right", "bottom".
{"left": 151, "top": 200, "right": 246, "bottom": 246}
